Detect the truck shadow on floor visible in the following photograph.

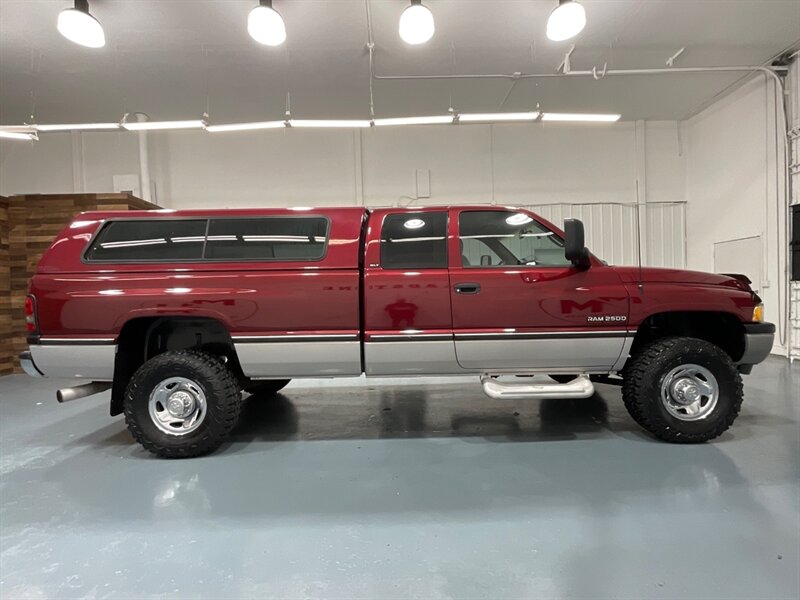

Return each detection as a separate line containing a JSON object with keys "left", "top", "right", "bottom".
{"left": 227, "top": 383, "right": 631, "bottom": 447}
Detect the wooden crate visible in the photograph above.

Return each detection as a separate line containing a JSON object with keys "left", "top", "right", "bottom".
{"left": 4, "top": 193, "right": 159, "bottom": 374}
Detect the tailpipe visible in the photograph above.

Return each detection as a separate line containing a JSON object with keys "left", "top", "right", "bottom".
{"left": 57, "top": 381, "right": 112, "bottom": 403}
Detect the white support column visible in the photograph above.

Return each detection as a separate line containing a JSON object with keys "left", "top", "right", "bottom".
{"left": 136, "top": 113, "right": 152, "bottom": 203}
{"left": 353, "top": 129, "right": 364, "bottom": 206}
{"left": 634, "top": 119, "right": 648, "bottom": 266}
{"left": 70, "top": 131, "right": 85, "bottom": 193}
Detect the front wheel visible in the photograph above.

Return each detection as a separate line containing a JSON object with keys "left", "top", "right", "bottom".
{"left": 622, "top": 337, "right": 743, "bottom": 443}
{"left": 124, "top": 350, "right": 243, "bottom": 458}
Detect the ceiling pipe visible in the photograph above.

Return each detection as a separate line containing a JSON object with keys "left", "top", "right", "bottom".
{"left": 367, "top": 41, "right": 787, "bottom": 84}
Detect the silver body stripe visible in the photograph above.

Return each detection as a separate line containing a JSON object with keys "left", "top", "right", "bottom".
{"left": 454, "top": 330, "right": 627, "bottom": 338}
{"left": 455, "top": 337, "right": 628, "bottom": 371}
{"left": 29, "top": 344, "right": 115, "bottom": 380}
{"left": 232, "top": 334, "right": 358, "bottom": 342}
{"left": 39, "top": 338, "right": 116, "bottom": 344}
{"left": 364, "top": 341, "right": 462, "bottom": 375}
{"left": 235, "top": 341, "right": 361, "bottom": 378}
{"left": 369, "top": 334, "right": 452, "bottom": 342}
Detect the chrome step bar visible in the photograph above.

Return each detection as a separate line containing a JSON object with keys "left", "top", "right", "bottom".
{"left": 480, "top": 375, "right": 595, "bottom": 400}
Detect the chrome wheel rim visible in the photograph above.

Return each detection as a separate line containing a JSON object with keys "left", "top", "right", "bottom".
{"left": 148, "top": 377, "right": 207, "bottom": 436}
{"left": 660, "top": 363, "right": 719, "bottom": 421}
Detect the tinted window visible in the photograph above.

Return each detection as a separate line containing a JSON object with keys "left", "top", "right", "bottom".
{"left": 459, "top": 211, "right": 570, "bottom": 267}
{"left": 380, "top": 212, "right": 447, "bottom": 269}
{"left": 86, "top": 219, "right": 207, "bottom": 262}
{"left": 204, "top": 217, "right": 328, "bottom": 261}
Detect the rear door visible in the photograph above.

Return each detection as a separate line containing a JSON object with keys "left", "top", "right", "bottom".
{"left": 449, "top": 208, "right": 629, "bottom": 371}
{"left": 362, "top": 209, "right": 462, "bottom": 375}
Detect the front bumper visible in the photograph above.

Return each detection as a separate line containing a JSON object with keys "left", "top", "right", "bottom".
{"left": 19, "top": 351, "right": 44, "bottom": 378}
{"left": 738, "top": 322, "right": 775, "bottom": 366}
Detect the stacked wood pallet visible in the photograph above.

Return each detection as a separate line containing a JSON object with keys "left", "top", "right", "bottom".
{"left": 0, "top": 196, "right": 11, "bottom": 375}
{"left": 3, "top": 193, "right": 159, "bottom": 374}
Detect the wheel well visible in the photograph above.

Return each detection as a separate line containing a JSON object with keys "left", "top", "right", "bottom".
{"left": 110, "top": 316, "right": 243, "bottom": 416}
{"left": 627, "top": 311, "right": 745, "bottom": 368}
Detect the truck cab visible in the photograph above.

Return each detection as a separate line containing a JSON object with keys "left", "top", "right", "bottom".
{"left": 20, "top": 205, "right": 774, "bottom": 457}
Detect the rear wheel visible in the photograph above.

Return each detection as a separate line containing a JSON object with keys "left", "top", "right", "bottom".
{"left": 244, "top": 379, "right": 291, "bottom": 396}
{"left": 622, "top": 337, "right": 743, "bottom": 443}
{"left": 124, "top": 350, "right": 242, "bottom": 458}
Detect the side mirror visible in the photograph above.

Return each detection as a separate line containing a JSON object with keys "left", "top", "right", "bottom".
{"left": 564, "top": 219, "right": 591, "bottom": 269}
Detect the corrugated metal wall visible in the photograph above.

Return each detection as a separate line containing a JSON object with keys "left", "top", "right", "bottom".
{"left": 526, "top": 201, "right": 686, "bottom": 268}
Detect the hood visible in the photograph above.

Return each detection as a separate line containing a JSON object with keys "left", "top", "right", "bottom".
{"left": 612, "top": 266, "right": 754, "bottom": 292}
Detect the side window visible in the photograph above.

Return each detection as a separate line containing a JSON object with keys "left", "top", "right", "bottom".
{"left": 204, "top": 217, "right": 328, "bottom": 261}
{"left": 459, "top": 211, "right": 571, "bottom": 267}
{"left": 85, "top": 219, "right": 207, "bottom": 262}
{"left": 380, "top": 212, "right": 447, "bottom": 269}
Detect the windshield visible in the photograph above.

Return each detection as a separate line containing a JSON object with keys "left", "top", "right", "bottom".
{"left": 459, "top": 211, "right": 572, "bottom": 267}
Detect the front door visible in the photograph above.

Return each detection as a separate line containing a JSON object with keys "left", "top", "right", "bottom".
{"left": 449, "top": 208, "right": 630, "bottom": 371}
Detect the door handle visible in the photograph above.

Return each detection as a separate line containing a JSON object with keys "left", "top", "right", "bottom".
{"left": 454, "top": 283, "right": 481, "bottom": 294}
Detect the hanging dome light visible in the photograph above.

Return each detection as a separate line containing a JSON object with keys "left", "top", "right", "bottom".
{"left": 57, "top": 0, "right": 105, "bottom": 48}
{"left": 546, "top": 0, "right": 586, "bottom": 42}
{"left": 248, "top": 0, "right": 286, "bottom": 46}
{"left": 399, "top": 0, "right": 435, "bottom": 45}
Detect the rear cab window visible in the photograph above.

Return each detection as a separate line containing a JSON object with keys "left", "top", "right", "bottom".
{"left": 84, "top": 216, "right": 330, "bottom": 263}
{"left": 380, "top": 212, "right": 448, "bottom": 269}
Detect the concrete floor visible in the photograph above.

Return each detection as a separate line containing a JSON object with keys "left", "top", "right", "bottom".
{"left": 0, "top": 359, "right": 798, "bottom": 600}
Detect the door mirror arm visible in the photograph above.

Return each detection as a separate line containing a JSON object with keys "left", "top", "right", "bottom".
{"left": 564, "top": 219, "right": 592, "bottom": 270}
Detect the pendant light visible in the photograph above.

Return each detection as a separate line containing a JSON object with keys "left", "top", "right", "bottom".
{"left": 57, "top": 0, "right": 105, "bottom": 48}
{"left": 399, "top": 0, "right": 435, "bottom": 45}
{"left": 546, "top": 0, "right": 586, "bottom": 42}
{"left": 248, "top": 0, "right": 287, "bottom": 46}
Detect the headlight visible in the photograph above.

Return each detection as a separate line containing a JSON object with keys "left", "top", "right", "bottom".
{"left": 752, "top": 303, "right": 764, "bottom": 322}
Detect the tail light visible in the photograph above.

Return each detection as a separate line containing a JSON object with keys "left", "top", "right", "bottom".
{"left": 24, "top": 295, "right": 38, "bottom": 333}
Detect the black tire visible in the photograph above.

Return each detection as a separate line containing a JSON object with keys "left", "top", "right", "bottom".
{"left": 244, "top": 379, "right": 291, "bottom": 396}
{"left": 622, "top": 336, "right": 743, "bottom": 443}
{"left": 124, "top": 350, "right": 242, "bottom": 458}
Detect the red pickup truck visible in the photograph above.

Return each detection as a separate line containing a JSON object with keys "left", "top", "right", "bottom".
{"left": 20, "top": 206, "right": 774, "bottom": 457}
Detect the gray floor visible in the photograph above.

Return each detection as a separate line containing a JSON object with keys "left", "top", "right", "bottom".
{"left": 0, "top": 359, "right": 798, "bottom": 600}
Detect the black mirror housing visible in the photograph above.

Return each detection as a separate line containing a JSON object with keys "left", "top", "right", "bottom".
{"left": 564, "top": 219, "right": 591, "bottom": 269}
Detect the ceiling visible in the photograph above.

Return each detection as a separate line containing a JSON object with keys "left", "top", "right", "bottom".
{"left": 0, "top": 0, "right": 798, "bottom": 125}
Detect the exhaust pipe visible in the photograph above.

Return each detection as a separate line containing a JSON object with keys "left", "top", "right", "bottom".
{"left": 57, "top": 381, "right": 112, "bottom": 403}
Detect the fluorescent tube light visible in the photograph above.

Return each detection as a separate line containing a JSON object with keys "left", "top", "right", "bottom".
{"left": 288, "top": 119, "right": 372, "bottom": 129}
{"left": 206, "top": 121, "right": 286, "bottom": 133}
{"left": 122, "top": 120, "right": 206, "bottom": 131}
{"left": 458, "top": 112, "right": 540, "bottom": 123}
{"left": 0, "top": 130, "right": 37, "bottom": 141}
{"left": 35, "top": 123, "right": 120, "bottom": 131}
{"left": 541, "top": 113, "right": 621, "bottom": 122}
{"left": 374, "top": 115, "right": 453, "bottom": 127}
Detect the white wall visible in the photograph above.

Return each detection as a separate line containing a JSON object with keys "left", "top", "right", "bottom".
{"left": 684, "top": 75, "right": 791, "bottom": 356}
{"left": 2, "top": 120, "right": 684, "bottom": 207}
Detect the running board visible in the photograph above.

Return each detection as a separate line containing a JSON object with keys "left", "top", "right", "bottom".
{"left": 480, "top": 375, "right": 595, "bottom": 400}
